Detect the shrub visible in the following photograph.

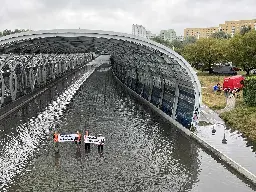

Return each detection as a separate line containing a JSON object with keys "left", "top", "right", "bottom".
{"left": 243, "top": 76, "right": 256, "bottom": 106}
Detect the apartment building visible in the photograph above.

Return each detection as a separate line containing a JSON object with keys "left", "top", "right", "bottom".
{"left": 184, "top": 19, "right": 256, "bottom": 38}
{"left": 132, "top": 24, "right": 147, "bottom": 38}
{"left": 176, "top": 35, "right": 184, "bottom": 41}
{"left": 184, "top": 27, "right": 218, "bottom": 39}
{"left": 219, "top": 19, "right": 256, "bottom": 37}
{"left": 160, "top": 29, "right": 177, "bottom": 42}
{"left": 146, "top": 30, "right": 156, "bottom": 39}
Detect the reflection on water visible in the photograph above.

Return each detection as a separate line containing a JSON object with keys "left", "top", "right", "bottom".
{"left": 0, "top": 67, "right": 255, "bottom": 192}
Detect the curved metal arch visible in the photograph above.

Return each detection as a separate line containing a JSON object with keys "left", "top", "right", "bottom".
{"left": 0, "top": 29, "right": 202, "bottom": 127}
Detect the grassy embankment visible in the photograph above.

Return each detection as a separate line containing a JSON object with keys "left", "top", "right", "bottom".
{"left": 197, "top": 71, "right": 256, "bottom": 142}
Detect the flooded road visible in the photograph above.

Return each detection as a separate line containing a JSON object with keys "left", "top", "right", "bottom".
{"left": 0, "top": 65, "right": 255, "bottom": 191}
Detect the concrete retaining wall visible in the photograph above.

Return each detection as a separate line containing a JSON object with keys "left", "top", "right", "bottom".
{"left": 113, "top": 73, "right": 256, "bottom": 187}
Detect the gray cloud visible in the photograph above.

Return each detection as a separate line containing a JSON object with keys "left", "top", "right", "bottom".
{"left": 0, "top": 0, "right": 256, "bottom": 35}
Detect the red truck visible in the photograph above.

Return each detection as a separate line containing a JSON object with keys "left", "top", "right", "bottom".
{"left": 222, "top": 75, "right": 245, "bottom": 91}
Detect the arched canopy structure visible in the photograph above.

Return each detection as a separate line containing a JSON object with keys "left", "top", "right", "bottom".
{"left": 0, "top": 29, "right": 201, "bottom": 128}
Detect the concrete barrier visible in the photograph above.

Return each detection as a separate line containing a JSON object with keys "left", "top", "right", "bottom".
{"left": 113, "top": 73, "right": 256, "bottom": 187}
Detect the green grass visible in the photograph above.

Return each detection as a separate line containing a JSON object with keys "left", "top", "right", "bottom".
{"left": 197, "top": 71, "right": 256, "bottom": 142}
{"left": 220, "top": 101, "right": 256, "bottom": 142}
{"left": 197, "top": 71, "right": 227, "bottom": 110}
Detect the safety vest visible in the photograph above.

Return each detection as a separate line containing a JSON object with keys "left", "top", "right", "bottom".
{"left": 54, "top": 134, "right": 59, "bottom": 142}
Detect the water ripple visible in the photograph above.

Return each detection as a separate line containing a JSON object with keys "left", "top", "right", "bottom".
{"left": 0, "top": 69, "right": 94, "bottom": 190}
{"left": 0, "top": 68, "right": 255, "bottom": 192}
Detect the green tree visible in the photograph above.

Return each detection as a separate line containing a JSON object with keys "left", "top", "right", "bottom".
{"left": 171, "top": 39, "right": 183, "bottom": 49}
{"left": 240, "top": 25, "right": 252, "bottom": 35}
{"left": 182, "top": 38, "right": 227, "bottom": 72}
{"left": 214, "top": 39, "right": 230, "bottom": 64}
{"left": 170, "top": 39, "right": 184, "bottom": 54}
{"left": 183, "top": 36, "right": 197, "bottom": 45}
{"left": 211, "top": 31, "right": 231, "bottom": 39}
{"left": 151, "top": 37, "right": 172, "bottom": 48}
{"left": 13, "top": 29, "right": 21, "bottom": 33}
{"left": 151, "top": 36, "right": 197, "bottom": 56}
{"left": 2, "top": 29, "right": 11, "bottom": 36}
{"left": 182, "top": 43, "right": 200, "bottom": 68}
{"left": 243, "top": 76, "right": 256, "bottom": 106}
{"left": 0, "top": 29, "right": 30, "bottom": 37}
{"left": 229, "top": 31, "right": 256, "bottom": 75}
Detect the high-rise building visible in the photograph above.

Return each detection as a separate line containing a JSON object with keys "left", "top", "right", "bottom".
{"left": 184, "top": 19, "right": 256, "bottom": 39}
{"left": 132, "top": 24, "right": 147, "bottom": 38}
{"left": 160, "top": 29, "right": 177, "bottom": 42}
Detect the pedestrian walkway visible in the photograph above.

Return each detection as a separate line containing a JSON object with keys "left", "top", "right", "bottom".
{"left": 197, "top": 104, "right": 256, "bottom": 176}
{"left": 216, "top": 94, "right": 236, "bottom": 114}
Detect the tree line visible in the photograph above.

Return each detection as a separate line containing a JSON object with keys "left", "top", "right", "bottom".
{"left": 0, "top": 29, "right": 30, "bottom": 37}
{"left": 151, "top": 26, "right": 256, "bottom": 75}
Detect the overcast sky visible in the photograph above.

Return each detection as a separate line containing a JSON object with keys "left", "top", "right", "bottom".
{"left": 1, "top": 0, "right": 256, "bottom": 36}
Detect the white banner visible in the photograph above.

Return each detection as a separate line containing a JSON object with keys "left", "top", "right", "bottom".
{"left": 84, "top": 135, "right": 105, "bottom": 145}
{"left": 58, "top": 134, "right": 78, "bottom": 142}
